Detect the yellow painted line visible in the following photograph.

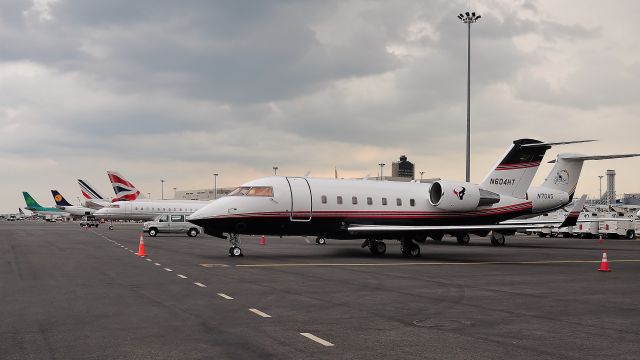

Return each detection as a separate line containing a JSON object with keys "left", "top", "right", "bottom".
{"left": 234, "top": 259, "right": 640, "bottom": 268}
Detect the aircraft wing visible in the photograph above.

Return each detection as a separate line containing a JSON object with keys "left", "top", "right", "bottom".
{"left": 348, "top": 195, "right": 587, "bottom": 234}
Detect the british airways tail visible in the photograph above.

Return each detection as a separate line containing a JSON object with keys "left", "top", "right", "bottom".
{"left": 107, "top": 171, "right": 143, "bottom": 201}
{"left": 78, "top": 179, "right": 105, "bottom": 200}
{"left": 51, "top": 190, "right": 73, "bottom": 207}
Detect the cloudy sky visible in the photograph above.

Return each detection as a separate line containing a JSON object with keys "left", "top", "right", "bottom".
{"left": 2, "top": 0, "right": 640, "bottom": 213}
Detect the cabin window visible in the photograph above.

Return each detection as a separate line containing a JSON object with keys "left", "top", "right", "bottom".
{"left": 410, "top": 199, "right": 415, "bottom": 207}
{"left": 179, "top": 208, "right": 182, "bottom": 211}
{"left": 163, "top": 208, "right": 166, "bottom": 211}
{"left": 396, "top": 198, "right": 402, "bottom": 206}
{"left": 382, "top": 197, "right": 387, "bottom": 206}
{"left": 352, "top": 196, "right": 358, "bottom": 205}
{"left": 367, "top": 197, "right": 373, "bottom": 205}
{"left": 337, "top": 196, "right": 343, "bottom": 205}
{"left": 135, "top": 207, "right": 138, "bottom": 211}
{"left": 321, "top": 195, "right": 327, "bottom": 204}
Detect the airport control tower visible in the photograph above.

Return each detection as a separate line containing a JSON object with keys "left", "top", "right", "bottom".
{"left": 606, "top": 169, "right": 616, "bottom": 204}
{"left": 391, "top": 155, "right": 415, "bottom": 180}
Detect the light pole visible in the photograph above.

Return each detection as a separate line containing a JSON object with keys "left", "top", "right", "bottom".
{"left": 598, "top": 175, "right": 604, "bottom": 201}
{"left": 213, "top": 173, "right": 219, "bottom": 200}
{"left": 273, "top": 166, "right": 278, "bottom": 175}
{"left": 420, "top": 171, "right": 425, "bottom": 182}
{"left": 160, "top": 179, "right": 165, "bottom": 200}
{"left": 173, "top": 187, "right": 177, "bottom": 199}
{"left": 458, "top": 11, "right": 481, "bottom": 182}
{"left": 378, "top": 163, "right": 385, "bottom": 181}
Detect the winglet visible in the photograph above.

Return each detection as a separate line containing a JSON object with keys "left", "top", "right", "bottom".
{"left": 559, "top": 194, "right": 587, "bottom": 228}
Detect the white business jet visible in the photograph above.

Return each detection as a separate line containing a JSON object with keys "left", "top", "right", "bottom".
{"left": 188, "top": 139, "right": 602, "bottom": 257}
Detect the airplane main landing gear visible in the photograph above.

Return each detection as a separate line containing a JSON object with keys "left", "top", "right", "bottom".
{"left": 368, "top": 240, "right": 387, "bottom": 255}
{"left": 315, "top": 237, "right": 326, "bottom": 245}
{"left": 456, "top": 233, "right": 470, "bottom": 245}
{"left": 490, "top": 232, "right": 506, "bottom": 246}
{"left": 227, "top": 233, "right": 243, "bottom": 257}
{"left": 400, "top": 239, "right": 420, "bottom": 257}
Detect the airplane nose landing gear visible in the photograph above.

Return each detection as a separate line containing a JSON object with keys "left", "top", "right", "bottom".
{"left": 227, "top": 233, "right": 243, "bottom": 257}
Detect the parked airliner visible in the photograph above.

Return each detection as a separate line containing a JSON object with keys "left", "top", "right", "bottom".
{"left": 51, "top": 190, "right": 95, "bottom": 218}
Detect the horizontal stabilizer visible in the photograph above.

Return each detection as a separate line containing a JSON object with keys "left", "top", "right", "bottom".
{"left": 548, "top": 154, "right": 640, "bottom": 163}
{"left": 521, "top": 140, "right": 596, "bottom": 148}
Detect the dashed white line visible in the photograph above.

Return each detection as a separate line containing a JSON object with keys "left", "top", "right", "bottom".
{"left": 146, "top": 259, "right": 152, "bottom": 262}
{"left": 164, "top": 268, "right": 173, "bottom": 272}
{"left": 248, "top": 308, "right": 271, "bottom": 318}
{"left": 154, "top": 263, "right": 161, "bottom": 266}
{"left": 300, "top": 333, "right": 334, "bottom": 347}
{"left": 194, "top": 282, "right": 206, "bottom": 288}
{"left": 177, "top": 274, "right": 187, "bottom": 279}
{"left": 217, "top": 293, "right": 234, "bottom": 300}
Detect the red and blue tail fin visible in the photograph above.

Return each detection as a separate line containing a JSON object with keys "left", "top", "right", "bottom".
{"left": 107, "top": 171, "right": 142, "bottom": 201}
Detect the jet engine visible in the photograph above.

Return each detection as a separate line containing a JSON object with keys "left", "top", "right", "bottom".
{"left": 429, "top": 181, "right": 500, "bottom": 211}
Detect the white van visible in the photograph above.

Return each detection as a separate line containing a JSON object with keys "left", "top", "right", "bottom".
{"left": 143, "top": 214, "right": 203, "bottom": 237}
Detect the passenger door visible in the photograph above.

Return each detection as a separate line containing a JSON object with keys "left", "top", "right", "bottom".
{"left": 286, "top": 177, "right": 312, "bottom": 221}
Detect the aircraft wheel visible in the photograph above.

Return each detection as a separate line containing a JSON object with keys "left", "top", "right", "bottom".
{"left": 549, "top": 233, "right": 558, "bottom": 238}
{"left": 369, "top": 241, "right": 386, "bottom": 255}
{"left": 490, "top": 232, "right": 506, "bottom": 246}
{"left": 316, "top": 237, "right": 326, "bottom": 245}
{"left": 409, "top": 243, "right": 420, "bottom": 257}
{"left": 229, "top": 246, "right": 243, "bottom": 257}
{"left": 456, "top": 233, "right": 470, "bottom": 245}
{"left": 109, "top": 225, "right": 114, "bottom": 230}
{"left": 431, "top": 234, "right": 443, "bottom": 242}
{"left": 537, "top": 233, "right": 547, "bottom": 238}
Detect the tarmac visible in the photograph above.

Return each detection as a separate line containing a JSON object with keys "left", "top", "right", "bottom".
{"left": 1, "top": 221, "right": 639, "bottom": 359}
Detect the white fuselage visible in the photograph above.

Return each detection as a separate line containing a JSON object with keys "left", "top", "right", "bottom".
{"left": 188, "top": 176, "right": 534, "bottom": 239}
{"left": 94, "top": 199, "right": 210, "bottom": 221}
{"left": 55, "top": 205, "right": 95, "bottom": 217}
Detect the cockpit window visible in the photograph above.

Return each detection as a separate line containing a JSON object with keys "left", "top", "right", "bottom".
{"left": 228, "top": 186, "right": 273, "bottom": 197}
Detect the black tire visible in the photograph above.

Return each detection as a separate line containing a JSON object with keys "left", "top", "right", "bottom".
{"left": 231, "top": 246, "right": 243, "bottom": 257}
{"left": 456, "top": 233, "right": 470, "bottom": 245}
{"left": 431, "top": 234, "right": 443, "bottom": 242}
{"left": 316, "top": 237, "right": 326, "bottom": 245}
{"left": 369, "top": 241, "right": 386, "bottom": 255}
{"left": 149, "top": 228, "right": 158, "bottom": 237}
{"left": 626, "top": 230, "right": 636, "bottom": 239}
{"left": 187, "top": 228, "right": 199, "bottom": 237}
{"left": 409, "top": 243, "right": 420, "bottom": 257}
{"left": 538, "top": 233, "right": 547, "bottom": 238}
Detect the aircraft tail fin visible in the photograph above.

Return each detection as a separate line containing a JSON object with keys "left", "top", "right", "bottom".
{"left": 51, "top": 190, "right": 73, "bottom": 207}
{"left": 542, "top": 153, "right": 640, "bottom": 198}
{"left": 107, "top": 171, "right": 142, "bottom": 201}
{"left": 78, "top": 179, "right": 105, "bottom": 200}
{"left": 480, "top": 139, "right": 551, "bottom": 199}
{"left": 22, "top": 192, "right": 42, "bottom": 209}
{"left": 559, "top": 194, "right": 587, "bottom": 228}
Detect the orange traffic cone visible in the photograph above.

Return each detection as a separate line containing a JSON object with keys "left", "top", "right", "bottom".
{"left": 260, "top": 235, "right": 266, "bottom": 246}
{"left": 598, "top": 251, "right": 611, "bottom": 272}
{"left": 136, "top": 234, "right": 147, "bottom": 257}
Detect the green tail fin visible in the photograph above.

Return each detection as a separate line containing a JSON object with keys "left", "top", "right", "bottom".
{"left": 22, "top": 192, "right": 42, "bottom": 208}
